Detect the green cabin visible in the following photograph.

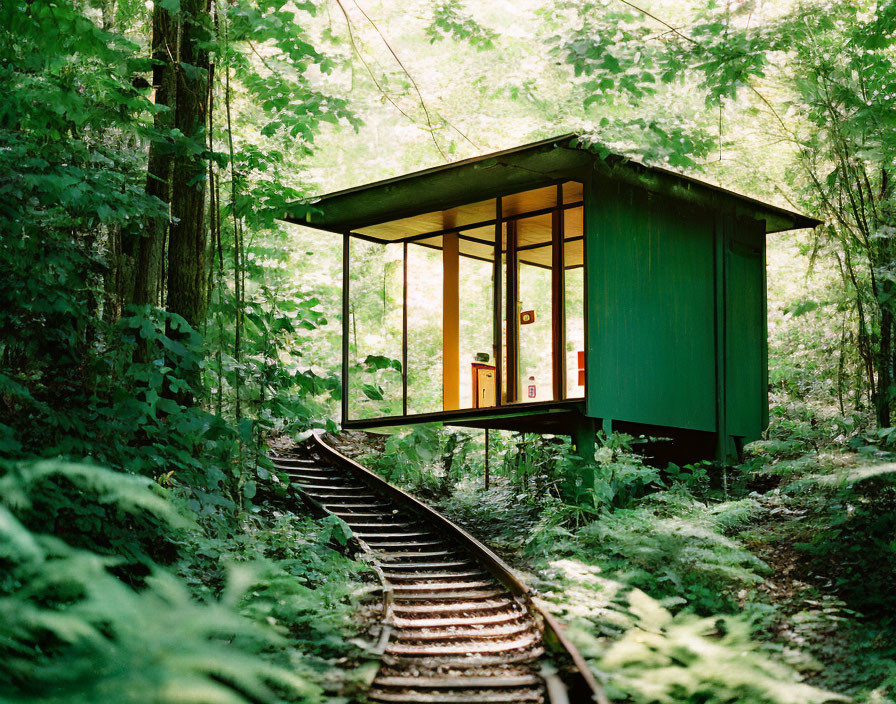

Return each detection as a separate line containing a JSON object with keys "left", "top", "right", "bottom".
{"left": 282, "top": 135, "right": 818, "bottom": 462}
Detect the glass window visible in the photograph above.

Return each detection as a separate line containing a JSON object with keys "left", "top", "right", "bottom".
{"left": 346, "top": 237, "right": 403, "bottom": 420}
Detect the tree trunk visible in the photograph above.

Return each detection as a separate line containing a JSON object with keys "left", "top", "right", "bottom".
{"left": 133, "top": 3, "right": 176, "bottom": 308}
{"left": 876, "top": 306, "right": 892, "bottom": 427}
{"left": 875, "top": 237, "right": 894, "bottom": 427}
{"left": 165, "top": 0, "right": 210, "bottom": 402}
{"left": 166, "top": 0, "right": 210, "bottom": 330}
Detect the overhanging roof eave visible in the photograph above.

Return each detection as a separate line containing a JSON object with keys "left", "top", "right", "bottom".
{"left": 308, "top": 133, "right": 581, "bottom": 205}
{"left": 594, "top": 154, "right": 821, "bottom": 233}
{"left": 284, "top": 135, "right": 588, "bottom": 232}
{"left": 280, "top": 133, "right": 820, "bottom": 235}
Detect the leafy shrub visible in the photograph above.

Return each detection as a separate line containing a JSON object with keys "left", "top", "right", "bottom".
{"left": 591, "top": 589, "right": 844, "bottom": 704}
{"left": 169, "top": 471, "right": 378, "bottom": 696}
{"left": 468, "top": 431, "right": 664, "bottom": 510}
{"left": 207, "top": 286, "right": 342, "bottom": 439}
{"left": 0, "top": 461, "right": 322, "bottom": 704}
{"left": 1, "top": 305, "right": 242, "bottom": 485}
{"left": 575, "top": 504, "right": 768, "bottom": 613}
{"left": 197, "top": 511, "right": 373, "bottom": 658}
{"left": 498, "top": 433, "right": 569, "bottom": 496}
{"left": 555, "top": 432, "right": 666, "bottom": 510}
{"left": 591, "top": 454, "right": 664, "bottom": 509}
{"left": 0, "top": 460, "right": 189, "bottom": 569}
{"left": 662, "top": 460, "right": 714, "bottom": 496}
{"left": 362, "top": 424, "right": 442, "bottom": 493}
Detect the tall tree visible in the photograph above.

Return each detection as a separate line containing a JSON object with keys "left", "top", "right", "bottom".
{"left": 133, "top": 3, "right": 177, "bottom": 308}
{"left": 785, "top": 3, "right": 896, "bottom": 427}
{"left": 166, "top": 0, "right": 211, "bottom": 332}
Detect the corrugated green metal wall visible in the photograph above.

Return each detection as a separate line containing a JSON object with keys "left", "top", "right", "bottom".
{"left": 584, "top": 175, "right": 768, "bottom": 443}
{"left": 585, "top": 179, "right": 717, "bottom": 431}
{"left": 724, "top": 217, "right": 768, "bottom": 440}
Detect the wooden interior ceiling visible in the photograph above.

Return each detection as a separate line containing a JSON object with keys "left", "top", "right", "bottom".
{"left": 355, "top": 181, "right": 585, "bottom": 269}
{"left": 355, "top": 181, "right": 583, "bottom": 242}
{"left": 410, "top": 215, "right": 583, "bottom": 269}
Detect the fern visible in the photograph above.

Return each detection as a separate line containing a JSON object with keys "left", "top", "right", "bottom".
{"left": 0, "top": 460, "right": 191, "bottom": 566}
{"left": 577, "top": 506, "right": 768, "bottom": 613}
{"left": 593, "top": 589, "right": 846, "bottom": 704}
{"left": 775, "top": 459, "right": 896, "bottom": 612}
{"left": 0, "top": 461, "right": 323, "bottom": 704}
{"left": 540, "top": 565, "right": 844, "bottom": 704}
{"left": 705, "top": 498, "right": 763, "bottom": 534}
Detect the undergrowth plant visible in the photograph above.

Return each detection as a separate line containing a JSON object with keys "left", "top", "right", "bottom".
{"left": 361, "top": 423, "right": 442, "bottom": 493}
{"left": 0, "top": 459, "right": 190, "bottom": 572}
{"left": 0, "top": 460, "right": 323, "bottom": 704}
{"left": 590, "top": 589, "right": 844, "bottom": 704}
{"left": 782, "top": 462, "right": 896, "bottom": 614}
{"left": 575, "top": 505, "right": 769, "bottom": 614}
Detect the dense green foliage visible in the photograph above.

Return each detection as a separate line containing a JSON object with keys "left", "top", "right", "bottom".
{"left": 4, "top": 0, "right": 896, "bottom": 702}
{"left": 352, "top": 415, "right": 896, "bottom": 702}
{"left": 0, "top": 461, "right": 319, "bottom": 703}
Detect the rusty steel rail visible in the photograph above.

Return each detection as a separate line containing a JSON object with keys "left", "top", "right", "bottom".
{"left": 268, "top": 432, "right": 607, "bottom": 704}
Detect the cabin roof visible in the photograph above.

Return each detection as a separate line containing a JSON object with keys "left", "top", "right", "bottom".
{"left": 282, "top": 133, "right": 820, "bottom": 235}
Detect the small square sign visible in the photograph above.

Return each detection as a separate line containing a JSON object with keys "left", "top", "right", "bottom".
{"left": 520, "top": 310, "right": 535, "bottom": 325}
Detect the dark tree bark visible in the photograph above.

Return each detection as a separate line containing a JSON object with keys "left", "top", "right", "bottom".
{"left": 133, "top": 2, "right": 176, "bottom": 308}
{"left": 166, "top": 0, "right": 210, "bottom": 331}
{"left": 164, "top": 0, "right": 210, "bottom": 403}
{"left": 877, "top": 306, "right": 892, "bottom": 427}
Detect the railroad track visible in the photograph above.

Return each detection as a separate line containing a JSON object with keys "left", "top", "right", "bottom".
{"left": 269, "top": 433, "right": 605, "bottom": 704}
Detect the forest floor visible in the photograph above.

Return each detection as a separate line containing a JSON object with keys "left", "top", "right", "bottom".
{"left": 747, "top": 493, "right": 866, "bottom": 692}
{"left": 744, "top": 472, "right": 896, "bottom": 699}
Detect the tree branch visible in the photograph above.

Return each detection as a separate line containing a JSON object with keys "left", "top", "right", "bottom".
{"left": 614, "top": 0, "right": 697, "bottom": 45}
{"left": 349, "top": 0, "right": 449, "bottom": 160}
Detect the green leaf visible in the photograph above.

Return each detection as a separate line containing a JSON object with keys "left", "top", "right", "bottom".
{"left": 784, "top": 299, "right": 819, "bottom": 317}
{"left": 238, "top": 418, "right": 254, "bottom": 443}
{"left": 361, "top": 384, "right": 384, "bottom": 401}
{"left": 363, "top": 355, "right": 402, "bottom": 372}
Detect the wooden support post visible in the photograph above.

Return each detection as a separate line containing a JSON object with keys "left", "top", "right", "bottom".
{"left": 443, "top": 230, "right": 460, "bottom": 411}
{"left": 552, "top": 183, "right": 566, "bottom": 402}
{"left": 505, "top": 219, "right": 519, "bottom": 403}
{"left": 341, "top": 233, "right": 350, "bottom": 426}
{"left": 402, "top": 242, "right": 408, "bottom": 417}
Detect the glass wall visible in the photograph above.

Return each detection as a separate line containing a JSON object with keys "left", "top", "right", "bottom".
{"left": 564, "top": 202, "right": 586, "bottom": 399}
{"left": 516, "top": 213, "right": 554, "bottom": 403}
{"left": 346, "top": 237, "right": 403, "bottom": 420}
{"left": 406, "top": 242, "right": 443, "bottom": 415}
{"left": 565, "top": 266, "right": 586, "bottom": 398}
{"left": 341, "top": 180, "right": 585, "bottom": 422}
{"left": 459, "top": 254, "right": 494, "bottom": 409}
